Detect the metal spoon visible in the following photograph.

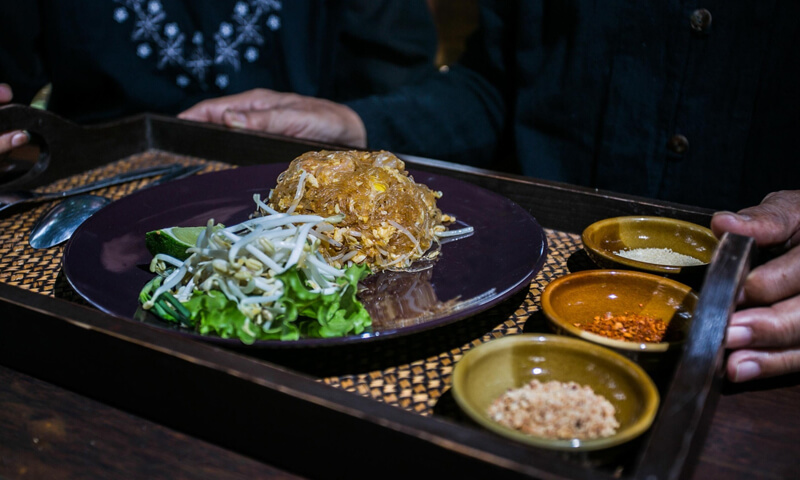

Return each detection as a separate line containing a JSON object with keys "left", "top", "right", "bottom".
{"left": 29, "top": 164, "right": 205, "bottom": 249}
{"left": 29, "top": 195, "right": 112, "bottom": 249}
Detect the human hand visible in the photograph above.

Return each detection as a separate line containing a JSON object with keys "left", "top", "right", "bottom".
{"left": 711, "top": 190, "right": 800, "bottom": 382}
{"left": 178, "top": 88, "right": 367, "bottom": 149}
{"left": 0, "top": 83, "right": 30, "bottom": 154}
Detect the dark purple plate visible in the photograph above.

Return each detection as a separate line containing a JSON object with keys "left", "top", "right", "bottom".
{"left": 63, "top": 164, "right": 547, "bottom": 348}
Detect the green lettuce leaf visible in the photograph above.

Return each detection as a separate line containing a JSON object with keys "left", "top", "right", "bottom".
{"left": 140, "top": 264, "right": 371, "bottom": 344}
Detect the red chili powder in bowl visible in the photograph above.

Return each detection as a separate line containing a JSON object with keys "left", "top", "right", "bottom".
{"left": 574, "top": 312, "right": 668, "bottom": 343}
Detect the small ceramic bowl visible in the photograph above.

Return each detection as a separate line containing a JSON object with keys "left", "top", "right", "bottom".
{"left": 581, "top": 216, "right": 718, "bottom": 285}
{"left": 540, "top": 270, "right": 697, "bottom": 370}
{"left": 451, "top": 334, "right": 659, "bottom": 451}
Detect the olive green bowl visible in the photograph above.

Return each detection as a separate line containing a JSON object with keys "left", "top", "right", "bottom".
{"left": 540, "top": 270, "right": 697, "bottom": 372}
{"left": 581, "top": 216, "right": 718, "bottom": 281}
{"left": 451, "top": 334, "right": 659, "bottom": 451}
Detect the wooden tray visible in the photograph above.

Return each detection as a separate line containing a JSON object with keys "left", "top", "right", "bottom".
{"left": 0, "top": 105, "right": 754, "bottom": 479}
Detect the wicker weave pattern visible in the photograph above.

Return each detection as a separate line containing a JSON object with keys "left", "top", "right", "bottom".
{"left": 321, "top": 229, "right": 581, "bottom": 415}
{"left": 0, "top": 151, "right": 228, "bottom": 293}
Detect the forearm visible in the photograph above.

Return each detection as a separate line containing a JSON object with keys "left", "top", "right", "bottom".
{"left": 346, "top": 66, "right": 505, "bottom": 168}
{"left": 345, "top": 0, "right": 513, "bottom": 168}
{"left": 333, "top": 0, "right": 439, "bottom": 100}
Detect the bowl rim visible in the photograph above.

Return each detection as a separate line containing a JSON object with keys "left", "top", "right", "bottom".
{"left": 540, "top": 269, "right": 698, "bottom": 352}
{"left": 581, "top": 215, "right": 717, "bottom": 274}
{"left": 451, "top": 334, "right": 660, "bottom": 451}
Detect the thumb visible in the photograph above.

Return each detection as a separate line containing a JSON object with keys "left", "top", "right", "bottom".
{"left": 711, "top": 191, "right": 800, "bottom": 249}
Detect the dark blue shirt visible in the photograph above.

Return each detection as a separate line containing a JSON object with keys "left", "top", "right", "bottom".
{"left": 0, "top": 0, "right": 437, "bottom": 124}
{"left": 351, "top": 1, "right": 800, "bottom": 210}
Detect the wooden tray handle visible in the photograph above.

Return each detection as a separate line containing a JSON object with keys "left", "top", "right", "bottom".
{"left": 0, "top": 104, "right": 82, "bottom": 190}
{"left": 636, "top": 232, "right": 755, "bottom": 479}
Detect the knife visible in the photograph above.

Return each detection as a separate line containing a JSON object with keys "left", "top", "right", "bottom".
{"left": 41, "top": 163, "right": 185, "bottom": 200}
{"left": 28, "top": 164, "right": 206, "bottom": 249}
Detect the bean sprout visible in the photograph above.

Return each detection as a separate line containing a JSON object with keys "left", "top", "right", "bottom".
{"left": 142, "top": 196, "right": 353, "bottom": 329}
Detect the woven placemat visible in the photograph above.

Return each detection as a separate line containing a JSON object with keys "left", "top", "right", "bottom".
{"left": 319, "top": 229, "right": 583, "bottom": 416}
{"left": 0, "top": 150, "right": 230, "bottom": 293}
{"left": 0, "top": 151, "right": 585, "bottom": 417}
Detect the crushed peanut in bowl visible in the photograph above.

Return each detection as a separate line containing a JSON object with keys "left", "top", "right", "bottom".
{"left": 451, "top": 334, "right": 661, "bottom": 451}
{"left": 487, "top": 379, "right": 620, "bottom": 440}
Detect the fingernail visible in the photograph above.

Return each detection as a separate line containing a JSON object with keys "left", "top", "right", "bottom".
{"left": 11, "top": 131, "right": 29, "bottom": 148}
{"left": 734, "top": 360, "right": 761, "bottom": 382}
{"left": 713, "top": 211, "right": 751, "bottom": 222}
{"left": 726, "top": 326, "right": 752, "bottom": 348}
{"left": 224, "top": 111, "right": 247, "bottom": 128}
{"left": 736, "top": 287, "right": 746, "bottom": 304}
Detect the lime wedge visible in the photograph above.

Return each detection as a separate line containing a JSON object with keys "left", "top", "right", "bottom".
{"left": 145, "top": 226, "right": 207, "bottom": 261}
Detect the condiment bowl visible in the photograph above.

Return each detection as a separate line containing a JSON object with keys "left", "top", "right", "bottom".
{"left": 581, "top": 216, "right": 718, "bottom": 285}
{"left": 451, "top": 334, "right": 659, "bottom": 451}
{"left": 540, "top": 270, "right": 697, "bottom": 370}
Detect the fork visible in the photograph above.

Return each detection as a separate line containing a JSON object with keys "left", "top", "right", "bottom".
{"left": 0, "top": 164, "right": 182, "bottom": 214}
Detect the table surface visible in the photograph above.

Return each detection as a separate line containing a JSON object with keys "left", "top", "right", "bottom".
{"left": 3, "top": 365, "right": 799, "bottom": 479}
{"left": 1, "top": 144, "right": 799, "bottom": 480}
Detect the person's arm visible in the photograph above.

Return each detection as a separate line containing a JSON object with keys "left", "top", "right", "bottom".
{"left": 331, "top": 0, "right": 439, "bottom": 100}
{"left": 711, "top": 190, "right": 800, "bottom": 382}
{"left": 345, "top": 65, "right": 504, "bottom": 167}
{"left": 180, "top": 1, "right": 512, "bottom": 169}
{"left": 347, "top": 0, "right": 512, "bottom": 166}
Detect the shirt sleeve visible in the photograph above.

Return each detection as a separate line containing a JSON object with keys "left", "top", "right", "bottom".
{"left": 344, "top": 0, "right": 512, "bottom": 169}
{"left": 333, "top": 0, "right": 440, "bottom": 101}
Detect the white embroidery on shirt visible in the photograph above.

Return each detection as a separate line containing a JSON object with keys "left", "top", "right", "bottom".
{"left": 114, "top": 7, "right": 129, "bottom": 23}
{"left": 216, "top": 74, "right": 230, "bottom": 89}
{"left": 112, "top": 0, "right": 283, "bottom": 90}
{"left": 137, "top": 43, "right": 152, "bottom": 59}
{"left": 245, "top": 46, "right": 259, "bottom": 63}
{"left": 266, "top": 14, "right": 281, "bottom": 31}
